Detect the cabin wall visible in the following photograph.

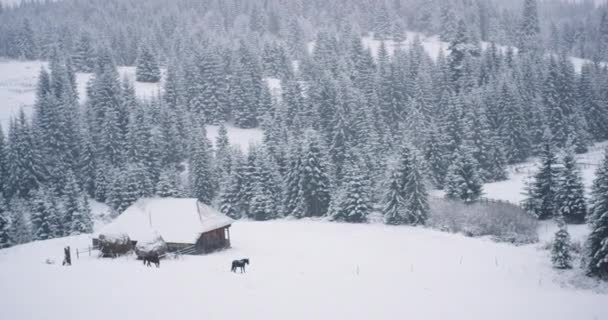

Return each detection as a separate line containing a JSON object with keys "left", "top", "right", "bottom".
{"left": 195, "top": 227, "right": 230, "bottom": 254}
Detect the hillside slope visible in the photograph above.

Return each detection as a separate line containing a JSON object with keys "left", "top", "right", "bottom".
{"left": 0, "top": 220, "right": 606, "bottom": 320}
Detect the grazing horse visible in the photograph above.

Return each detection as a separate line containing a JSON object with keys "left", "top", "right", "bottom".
{"left": 231, "top": 258, "right": 249, "bottom": 273}
{"left": 143, "top": 253, "right": 160, "bottom": 268}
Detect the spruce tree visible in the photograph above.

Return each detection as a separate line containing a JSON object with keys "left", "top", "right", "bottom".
{"left": 0, "top": 195, "right": 11, "bottom": 249}
{"left": 383, "top": 169, "right": 408, "bottom": 225}
{"left": 445, "top": 146, "right": 483, "bottom": 203}
{"left": 156, "top": 169, "right": 180, "bottom": 198}
{"left": 189, "top": 128, "right": 215, "bottom": 204}
{"left": 523, "top": 129, "right": 560, "bottom": 220}
{"left": 519, "top": 0, "right": 541, "bottom": 53}
{"left": 332, "top": 155, "right": 371, "bottom": 223}
{"left": 586, "top": 149, "right": 608, "bottom": 279}
{"left": 404, "top": 152, "right": 430, "bottom": 225}
{"left": 72, "top": 32, "right": 96, "bottom": 73}
{"left": 30, "top": 188, "right": 58, "bottom": 241}
{"left": 135, "top": 44, "right": 161, "bottom": 83}
{"left": 8, "top": 198, "right": 31, "bottom": 245}
{"left": 552, "top": 216, "right": 573, "bottom": 269}
{"left": 556, "top": 147, "right": 587, "bottom": 224}
{"left": 290, "top": 131, "right": 331, "bottom": 218}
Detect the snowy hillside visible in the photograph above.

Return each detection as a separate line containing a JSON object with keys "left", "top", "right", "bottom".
{"left": 1, "top": 220, "right": 607, "bottom": 320}
{"left": 0, "top": 59, "right": 263, "bottom": 148}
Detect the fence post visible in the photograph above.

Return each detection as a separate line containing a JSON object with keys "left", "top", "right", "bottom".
{"left": 76, "top": 248, "right": 79, "bottom": 259}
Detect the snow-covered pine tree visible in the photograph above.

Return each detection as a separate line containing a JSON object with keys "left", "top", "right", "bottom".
{"left": 586, "top": 149, "right": 608, "bottom": 279}
{"left": 551, "top": 215, "right": 573, "bottom": 269}
{"left": 422, "top": 121, "right": 449, "bottom": 189}
{"left": 579, "top": 64, "right": 608, "bottom": 141}
{"left": 523, "top": 129, "right": 560, "bottom": 220}
{"left": 445, "top": 145, "right": 483, "bottom": 203}
{"left": 156, "top": 169, "right": 180, "bottom": 198}
{"left": 63, "top": 169, "right": 91, "bottom": 235}
{"left": 439, "top": 1, "right": 458, "bottom": 43}
{"left": 30, "top": 188, "right": 59, "bottom": 240}
{"left": 331, "top": 154, "right": 371, "bottom": 223}
{"left": 0, "top": 195, "right": 12, "bottom": 249}
{"left": 189, "top": 124, "right": 215, "bottom": 204}
{"left": 556, "top": 147, "right": 587, "bottom": 224}
{"left": 292, "top": 131, "right": 331, "bottom": 218}
{"left": 519, "top": 0, "right": 541, "bottom": 54}
{"left": 448, "top": 19, "right": 480, "bottom": 92}
{"left": 8, "top": 198, "right": 31, "bottom": 245}
{"left": 15, "top": 18, "right": 37, "bottom": 60}
{"left": 467, "top": 105, "right": 507, "bottom": 182}
{"left": 383, "top": 168, "right": 408, "bottom": 225}
{"left": 498, "top": 81, "right": 530, "bottom": 164}
{"left": 72, "top": 32, "right": 96, "bottom": 73}
{"left": 0, "top": 124, "right": 7, "bottom": 195}
{"left": 249, "top": 147, "right": 281, "bottom": 221}
{"left": 219, "top": 150, "right": 247, "bottom": 219}
{"left": 6, "top": 110, "right": 43, "bottom": 199}
{"left": 214, "top": 123, "right": 233, "bottom": 189}
{"left": 404, "top": 152, "right": 430, "bottom": 225}
{"left": 70, "top": 195, "right": 93, "bottom": 235}
{"left": 135, "top": 44, "right": 161, "bottom": 83}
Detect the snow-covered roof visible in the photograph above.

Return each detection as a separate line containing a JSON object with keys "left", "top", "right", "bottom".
{"left": 95, "top": 198, "right": 233, "bottom": 244}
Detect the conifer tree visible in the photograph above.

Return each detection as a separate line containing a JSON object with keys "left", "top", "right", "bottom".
{"left": 0, "top": 195, "right": 11, "bottom": 249}
{"left": 135, "top": 44, "right": 161, "bottom": 83}
{"left": 552, "top": 215, "right": 573, "bottom": 269}
{"left": 289, "top": 131, "right": 331, "bottom": 218}
{"left": 586, "top": 149, "right": 608, "bottom": 279}
{"left": 556, "top": 147, "right": 587, "bottom": 224}
{"left": 30, "top": 188, "right": 59, "bottom": 240}
{"left": 189, "top": 126, "right": 215, "bottom": 204}
{"left": 8, "top": 198, "right": 31, "bottom": 245}
{"left": 72, "top": 32, "right": 96, "bottom": 73}
{"left": 445, "top": 146, "right": 483, "bottom": 203}
{"left": 156, "top": 169, "right": 180, "bottom": 198}
{"left": 519, "top": 0, "right": 541, "bottom": 53}
{"left": 422, "top": 122, "right": 449, "bottom": 188}
{"left": 383, "top": 169, "right": 408, "bottom": 225}
{"left": 70, "top": 195, "right": 93, "bottom": 235}
{"left": 498, "top": 82, "right": 529, "bottom": 164}
{"left": 220, "top": 150, "right": 247, "bottom": 219}
{"left": 63, "top": 170, "right": 89, "bottom": 235}
{"left": 332, "top": 155, "right": 371, "bottom": 223}
{"left": 523, "top": 129, "right": 560, "bottom": 220}
{"left": 249, "top": 148, "right": 281, "bottom": 221}
{"left": 404, "top": 152, "right": 430, "bottom": 225}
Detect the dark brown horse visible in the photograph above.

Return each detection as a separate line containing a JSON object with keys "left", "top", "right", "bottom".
{"left": 231, "top": 258, "right": 249, "bottom": 273}
{"left": 143, "top": 253, "right": 160, "bottom": 268}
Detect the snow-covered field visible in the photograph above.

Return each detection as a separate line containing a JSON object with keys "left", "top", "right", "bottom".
{"left": 0, "top": 59, "right": 263, "bottom": 148}
{"left": 0, "top": 220, "right": 606, "bottom": 320}
{"left": 482, "top": 141, "right": 608, "bottom": 205}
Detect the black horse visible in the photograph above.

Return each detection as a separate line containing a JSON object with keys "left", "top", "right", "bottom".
{"left": 231, "top": 258, "right": 249, "bottom": 273}
{"left": 143, "top": 253, "right": 160, "bottom": 268}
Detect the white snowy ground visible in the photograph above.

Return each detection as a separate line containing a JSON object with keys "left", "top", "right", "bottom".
{"left": 0, "top": 59, "right": 264, "bottom": 148}
{"left": 1, "top": 219, "right": 607, "bottom": 320}
{"left": 483, "top": 141, "right": 608, "bottom": 205}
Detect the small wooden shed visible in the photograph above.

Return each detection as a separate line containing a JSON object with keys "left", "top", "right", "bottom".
{"left": 94, "top": 198, "right": 234, "bottom": 255}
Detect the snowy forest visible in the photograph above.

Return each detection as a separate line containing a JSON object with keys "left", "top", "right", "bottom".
{"left": 0, "top": 0, "right": 607, "bottom": 281}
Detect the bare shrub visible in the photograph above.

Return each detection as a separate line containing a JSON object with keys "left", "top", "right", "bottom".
{"left": 428, "top": 198, "right": 538, "bottom": 244}
{"left": 135, "top": 235, "right": 168, "bottom": 259}
{"left": 97, "top": 233, "right": 133, "bottom": 257}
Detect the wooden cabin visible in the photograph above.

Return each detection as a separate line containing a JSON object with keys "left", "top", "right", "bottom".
{"left": 94, "top": 198, "right": 234, "bottom": 255}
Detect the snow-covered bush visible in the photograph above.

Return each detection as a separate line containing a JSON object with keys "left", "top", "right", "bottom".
{"left": 429, "top": 198, "right": 538, "bottom": 244}
{"left": 97, "top": 233, "right": 133, "bottom": 257}
{"left": 135, "top": 234, "right": 168, "bottom": 259}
